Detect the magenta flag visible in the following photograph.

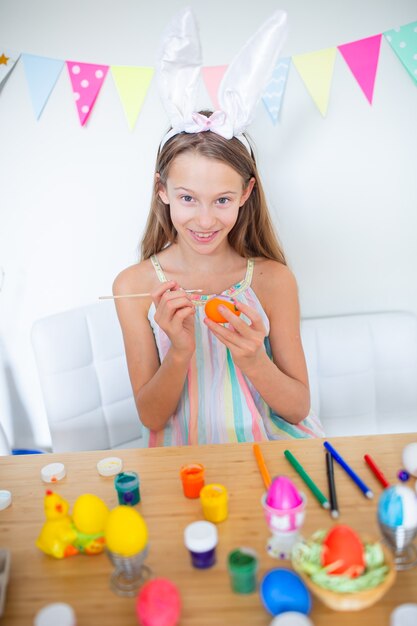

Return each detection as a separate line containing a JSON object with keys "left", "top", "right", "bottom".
{"left": 338, "top": 34, "right": 382, "bottom": 104}
{"left": 66, "top": 61, "right": 109, "bottom": 126}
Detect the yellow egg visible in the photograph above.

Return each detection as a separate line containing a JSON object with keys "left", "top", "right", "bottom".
{"left": 72, "top": 494, "right": 109, "bottom": 535}
{"left": 105, "top": 506, "right": 148, "bottom": 557}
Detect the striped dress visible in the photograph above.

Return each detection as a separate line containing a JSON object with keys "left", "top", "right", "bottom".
{"left": 144, "top": 255, "right": 324, "bottom": 446}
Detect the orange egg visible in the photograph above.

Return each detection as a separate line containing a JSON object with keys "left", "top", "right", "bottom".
{"left": 204, "top": 297, "right": 241, "bottom": 324}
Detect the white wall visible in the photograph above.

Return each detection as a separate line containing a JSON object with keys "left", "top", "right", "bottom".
{"left": 0, "top": 0, "right": 416, "bottom": 448}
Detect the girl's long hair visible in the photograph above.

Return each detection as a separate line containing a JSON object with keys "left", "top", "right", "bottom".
{"left": 141, "top": 112, "right": 286, "bottom": 265}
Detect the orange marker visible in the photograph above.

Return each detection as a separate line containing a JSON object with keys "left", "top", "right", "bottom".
{"left": 253, "top": 444, "right": 271, "bottom": 489}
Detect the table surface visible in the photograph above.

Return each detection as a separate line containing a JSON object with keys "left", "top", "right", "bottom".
{"left": 1, "top": 433, "right": 416, "bottom": 626}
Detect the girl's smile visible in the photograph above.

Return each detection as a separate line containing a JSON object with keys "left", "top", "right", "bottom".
{"left": 188, "top": 229, "right": 219, "bottom": 244}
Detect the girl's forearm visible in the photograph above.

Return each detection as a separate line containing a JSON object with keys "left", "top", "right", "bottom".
{"left": 243, "top": 354, "right": 310, "bottom": 424}
{"left": 136, "top": 347, "right": 192, "bottom": 431}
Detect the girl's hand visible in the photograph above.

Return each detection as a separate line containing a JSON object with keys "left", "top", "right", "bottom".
{"left": 204, "top": 300, "right": 268, "bottom": 373}
{"left": 152, "top": 281, "right": 196, "bottom": 357}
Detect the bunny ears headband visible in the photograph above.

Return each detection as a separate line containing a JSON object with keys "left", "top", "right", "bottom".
{"left": 157, "top": 8, "right": 288, "bottom": 152}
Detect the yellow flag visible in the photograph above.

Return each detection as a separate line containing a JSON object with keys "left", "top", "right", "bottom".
{"left": 292, "top": 48, "right": 337, "bottom": 117}
{"left": 111, "top": 66, "right": 154, "bottom": 130}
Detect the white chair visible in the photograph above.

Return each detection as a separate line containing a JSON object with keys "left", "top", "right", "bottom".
{"left": 301, "top": 311, "right": 417, "bottom": 437}
{"left": 32, "top": 305, "right": 417, "bottom": 451}
{"left": 31, "top": 302, "right": 143, "bottom": 452}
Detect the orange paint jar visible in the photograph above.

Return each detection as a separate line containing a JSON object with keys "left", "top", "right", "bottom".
{"left": 180, "top": 463, "right": 205, "bottom": 499}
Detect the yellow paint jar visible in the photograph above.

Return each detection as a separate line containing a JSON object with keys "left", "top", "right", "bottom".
{"left": 200, "top": 483, "right": 228, "bottom": 523}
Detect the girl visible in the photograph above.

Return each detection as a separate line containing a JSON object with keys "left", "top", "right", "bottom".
{"left": 113, "top": 8, "right": 324, "bottom": 445}
{"left": 113, "top": 114, "right": 324, "bottom": 446}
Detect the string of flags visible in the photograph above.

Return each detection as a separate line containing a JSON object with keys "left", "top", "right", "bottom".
{"left": 0, "top": 20, "right": 416, "bottom": 129}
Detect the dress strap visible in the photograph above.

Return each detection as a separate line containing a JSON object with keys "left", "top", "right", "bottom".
{"left": 150, "top": 255, "right": 167, "bottom": 283}
{"left": 243, "top": 258, "right": 254, "bottom": 288}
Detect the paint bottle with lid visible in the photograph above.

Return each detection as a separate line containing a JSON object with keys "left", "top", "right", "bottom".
{"left": 184, "top": 521, "right": 218, "bottom": 569}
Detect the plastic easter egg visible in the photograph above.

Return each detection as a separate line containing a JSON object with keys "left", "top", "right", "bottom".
{"left": 136, "top": 578, "right": 181, "bottom": 626}
{"left": 378, "top": 485, "right": 417, "bottom": 529}
{"left": 72, "top": 494, "right": 109, "bottom": 534}
{"left": 321, "top": 525, "right": 365, "bottom": 577}
{"left": 402, "top": 443, "right": 417, "bottom": 478}
{"left": 260, "top": 569, "right": 311, "bottom": 616}
{"left": 204, "top": 296, "right": 241, "bottom": 323}
{"left": 266, "top": 476, "right": 303, "bottom": 510}
{"left": 105, "top": 506, "right": 148, "bottom": 557}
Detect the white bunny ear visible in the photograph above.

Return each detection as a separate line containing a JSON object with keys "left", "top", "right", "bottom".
{"left": 218, "top": 10, "right": 288, "bottom": 136}
{"left": 156, "top": 7, "right": 202, "bottom": 132}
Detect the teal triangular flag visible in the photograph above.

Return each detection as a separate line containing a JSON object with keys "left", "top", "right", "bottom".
{"left": 384, "top": 21, "right": 417, "bottom": 86}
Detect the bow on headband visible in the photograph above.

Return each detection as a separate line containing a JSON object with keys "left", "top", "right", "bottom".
{"left": 157, "top": 8, "right": 288, "bottom": 150}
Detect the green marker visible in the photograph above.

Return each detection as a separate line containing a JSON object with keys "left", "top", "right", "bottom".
{"left": 284, "top": 449, "right": 330, "bottom": 509}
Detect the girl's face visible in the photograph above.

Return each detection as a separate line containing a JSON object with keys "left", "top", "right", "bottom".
{"left": 158, "top": 152, "right": 254, "bottom": 255}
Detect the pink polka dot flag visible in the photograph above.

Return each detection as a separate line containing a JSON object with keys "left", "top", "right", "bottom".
{"left": 66, "top": 61, "right": 109, "bottom": 126}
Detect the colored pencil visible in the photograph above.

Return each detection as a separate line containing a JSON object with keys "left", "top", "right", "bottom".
{"left": 325, "top": 450, "right": 339, "bottom": 519}
{"left": 364, "top": 454, "right": 390, "bottom": 488}
{"left": 99, "top": 289, "right": 203, "bottom": 300}
{"left": 324, "top": 441, "right": 374, "bottom": 499}
{"left": 253, "top": 444, "right": 271, "bottom": 489}
{"left": 284, "top": 449, "right": 330, "bottom": 509}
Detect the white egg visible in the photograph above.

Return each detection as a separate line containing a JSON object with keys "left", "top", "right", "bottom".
{"left": 402, "top": 442, "right": 417, "bottom": 477}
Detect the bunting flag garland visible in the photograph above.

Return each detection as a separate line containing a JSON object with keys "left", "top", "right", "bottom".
{"left": 0, "top": 20, "right": 416, "bottom": 128}
{"left": 0, "top": 49, "right": 20, "bottom": 90}
{"left": 262, "top": 57, "right": 290, "bottom": 123}
{"left": 292, "top": 48, "right": 337, "bottom": 117}
{"left": 22, "top": 54, "right": 64, "bottom": 119}
{"left": 338, "top": 34, "right": 382, "bottom": 104}
{"left": 201, "top": 65, "right": 227, "bottom": 110}
{"left": 384, "top": 21, "right": 417, "bottom": 86}
{"left": 111, "top": 66, "right": 154, "bottom": 130}
{"left": 66, "top": 61, "right": 109, "bottom": 126}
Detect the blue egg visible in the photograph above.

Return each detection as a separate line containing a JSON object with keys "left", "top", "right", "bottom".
{"left": 260, "top": 568, "right": 311, "bottom": 616}
{"left": 378, "top": 485, "right": 417, "bottom": 528}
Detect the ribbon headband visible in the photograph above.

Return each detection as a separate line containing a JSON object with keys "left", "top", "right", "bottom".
{"left": 160, "top": 111, "right": 252, "bottom": 153}
{"left": 156, "top": 8, "right": 288, "bottom": 153}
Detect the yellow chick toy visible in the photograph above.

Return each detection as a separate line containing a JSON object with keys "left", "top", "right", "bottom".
{"left": 36, "top": 490, "right": 79, "bottom": 559}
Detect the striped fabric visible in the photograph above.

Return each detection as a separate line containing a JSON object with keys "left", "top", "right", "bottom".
{"left": 143, "top": 255, "right": 324, "bottom": 446}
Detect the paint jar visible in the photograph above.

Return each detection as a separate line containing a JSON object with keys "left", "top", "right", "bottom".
{"left": 184, "top": 521, "right": 218, "bottom": 569}
{"left": 200, "top": 483, "right": 228, "bottom": 523}
{"left": 114, "top": 471, "right": 140, "bottom": 506}
{"left": 180, "top": 463, "right": 205, "bottom": 498}
{"left": 227, "top": 548, "right": 258, "bottom": 594}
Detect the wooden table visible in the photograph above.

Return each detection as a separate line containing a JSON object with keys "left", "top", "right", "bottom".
{"left": 1, "top": 434, "right": 416, "bottom": 625}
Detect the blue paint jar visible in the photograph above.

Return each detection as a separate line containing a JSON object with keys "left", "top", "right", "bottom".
{"left": 114, "top": 471, "right": 140, "bottom": 506}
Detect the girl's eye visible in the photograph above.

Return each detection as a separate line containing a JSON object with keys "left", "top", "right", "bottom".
{"left": 181, "top": 195, "right": 193, "bottom": 202}
{"left": 217, "top": 197, "right": 230, "bottom": 205}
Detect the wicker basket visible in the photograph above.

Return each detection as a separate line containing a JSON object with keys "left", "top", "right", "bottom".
{"left": 292, "top": 538, "right": 396, "bottom": 611}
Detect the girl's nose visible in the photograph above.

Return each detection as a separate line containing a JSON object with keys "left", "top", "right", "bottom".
{"left": 197, "top": 206, "right": 216, "bottom": 229}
